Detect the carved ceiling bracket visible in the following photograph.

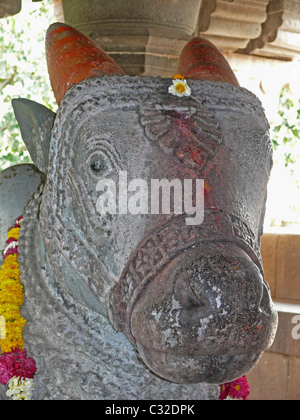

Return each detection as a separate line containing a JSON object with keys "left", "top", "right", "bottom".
{"left": 198, "top": 0, "right": 269, "bottom": 52}
{"left": 238, "top": 0, "right": 300, "bottom": 61}
{"left": 199, "top": 0, "right": 300, "bottom": 61}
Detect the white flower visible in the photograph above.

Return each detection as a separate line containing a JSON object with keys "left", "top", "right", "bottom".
{"left": 6, "top": 376, "right": 34, "bottom": 400}
{"left": 3, "top": 241, "right": 18, "bottom": 255}
{"left": 168, "top": 79, "right": 191, "bottom": 97}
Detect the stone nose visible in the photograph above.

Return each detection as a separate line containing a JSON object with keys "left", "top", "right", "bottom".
{"left": 130, "top": 244, "right": 278, "bottom": 384}
{"left": 131, "top": 244, "right": 277, "bottom": 354}
{"left": 170, "top": 272, "right": 213, "bottom": 325}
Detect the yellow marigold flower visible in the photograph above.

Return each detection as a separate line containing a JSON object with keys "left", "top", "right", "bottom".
{"left": 1, "top": 319, "right": 26, "bottom": 349}
{"left": 0, "top": 303, "right": 23, "bottom": 320}
{"left": 7, "top": 228, "right": 20, "bottom": 240}
{"left": 0, "top": 258, "right": 20, "bottom": 283}
{"left": 1, "top": 336, "right": 25, "bottom": 354}
{"left": 0, "top": 284, "right": 24, "bottom": 306}
{"left": 4, "top": 319, "right": 26, "bottom": 334}
{"left": 3, "top": 254, "right": 19, "bottom": 268}
{"left": 0, "top": 269, "right": 22, "bottom": 284}
{"left": 0, "top": 278, "right": 21, "bottom": 289}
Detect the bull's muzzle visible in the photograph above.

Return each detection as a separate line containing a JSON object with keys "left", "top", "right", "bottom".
{"left": 130, "top": 243, "right": 278, "bottom": 384}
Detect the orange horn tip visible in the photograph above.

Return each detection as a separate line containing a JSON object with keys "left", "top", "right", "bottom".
{"left": 46, "top": 22, "right": 125, "bottom": 105}
{"left": 177, "top": 37, "right": 239, "bottom": 86}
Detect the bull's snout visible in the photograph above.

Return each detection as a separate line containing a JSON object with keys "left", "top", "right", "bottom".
{"left": 130, "top": 244, "right": 278, "bottom": 384}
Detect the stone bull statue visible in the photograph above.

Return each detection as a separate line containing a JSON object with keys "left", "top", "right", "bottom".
{"left": 0, "top": 23, "right": 278, "bottom": 400}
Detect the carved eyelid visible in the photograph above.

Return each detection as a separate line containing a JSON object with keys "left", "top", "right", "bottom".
{"left": 83, "top": 139, "right": 124, "bottom": 176}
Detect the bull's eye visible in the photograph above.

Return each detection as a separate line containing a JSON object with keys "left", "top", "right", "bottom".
{"left": 91, "top": 158, "right": 106, "bottom": 174}
{"left": 88, "top": 151, "right": 113, "bottom": 179}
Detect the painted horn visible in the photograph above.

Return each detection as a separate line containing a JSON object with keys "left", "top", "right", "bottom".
{"left": 177, "top": 37, "right": 239, "bottom": 86}
{"left": 46, "top": 22, "right": 125, "bottom": 105}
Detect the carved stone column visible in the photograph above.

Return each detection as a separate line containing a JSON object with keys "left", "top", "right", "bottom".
{"left": 61, "top": 0, "right": 202, "bottom": 76}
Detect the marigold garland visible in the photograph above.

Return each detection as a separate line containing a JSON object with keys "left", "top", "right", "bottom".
{"left": 0, "top": 216, "right": 36, "bottom": 400}
{"left": 0, "top": 216, "right": 251, "bottom": 400}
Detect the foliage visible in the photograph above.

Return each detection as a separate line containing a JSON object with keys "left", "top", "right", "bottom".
{"left": 268, "top": 86, "right": 300, "bottom": 225}
{"left": 0, "top": 0, "right": 56, "bottom": 171}
{"left": 272, "top": 86, "right": 300, "bottom": 172}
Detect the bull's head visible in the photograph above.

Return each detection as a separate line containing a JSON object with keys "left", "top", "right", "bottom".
{"left": 12, "top": 23, "right": 278, "bottom": 384}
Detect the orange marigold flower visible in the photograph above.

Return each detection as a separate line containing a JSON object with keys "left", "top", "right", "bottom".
{"left": 1, "top": 337, "right": 25, "bottom": 354}
{"left": 173, "top": 74, "right": 185, "bottom": 80}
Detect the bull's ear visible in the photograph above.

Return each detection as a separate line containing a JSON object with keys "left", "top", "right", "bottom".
{"left": 12, "top": 98, "right": 56, "bottom": 175}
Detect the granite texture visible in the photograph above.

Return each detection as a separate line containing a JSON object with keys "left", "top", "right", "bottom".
{"left": 0, "top": 76, "right": 278, "bottom": 399}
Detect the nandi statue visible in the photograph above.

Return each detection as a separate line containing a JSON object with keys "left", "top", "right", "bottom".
{"left": 0, "top": 23, "right": 278, "bottom": 400}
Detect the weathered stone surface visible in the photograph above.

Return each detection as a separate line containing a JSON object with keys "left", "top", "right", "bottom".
{"left": 0, "top": 75, "right": 278, "bottom": 399}
{"left": 0, "top": 164, "right": 44, "bottom": 264}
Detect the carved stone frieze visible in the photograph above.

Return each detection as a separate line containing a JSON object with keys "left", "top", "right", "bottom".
{"left": 238, "top": 0, "right": 300, "bottom": 60}
{"left": 199, "top": 0, "right": 269, "bottom": 52}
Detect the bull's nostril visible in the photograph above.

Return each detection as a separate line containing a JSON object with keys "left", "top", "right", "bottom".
{"left": 174, "top": 275, "right": 212, "bottom": 321}
{"left": 259, "top": 282, "right": 274, "bottom": 317}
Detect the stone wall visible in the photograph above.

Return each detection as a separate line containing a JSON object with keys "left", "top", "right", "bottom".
{"left": 248, "top": 306, "right": 300, "bottom": 400}
{"left": 247, "top": 234, "right": 300, "bottom": 400}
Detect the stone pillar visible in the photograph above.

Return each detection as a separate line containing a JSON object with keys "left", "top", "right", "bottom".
{"left": 61, "top": 0, "right": 202, "bottom": 76}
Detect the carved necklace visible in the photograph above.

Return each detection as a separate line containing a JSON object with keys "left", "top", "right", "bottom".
{"left": 0, "top": 216, "right": 36, "bottom": 400}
